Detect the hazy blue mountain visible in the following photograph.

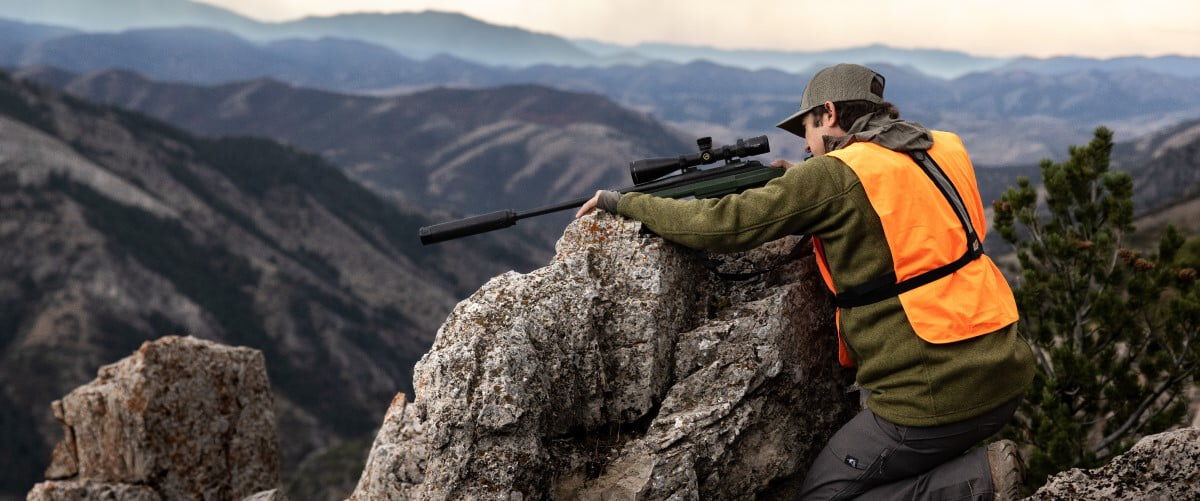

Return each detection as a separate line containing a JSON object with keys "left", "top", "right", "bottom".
{"left": 0, "top": 0, "right": 1157, "bottom": 82}
{"left": 1003, "top": 55, "right": 1200, "bottom": 79}
{"left": 951, "top": 67, "right": 1200, "bottom": 121}
{"left": 0, "top": 0, "right": 1012, "bottom": 77}
{"left": 0, "top": 18, "right": 78, "bottom": 65}
{"left": 14, "top": 27, "right": 295, "bottom": 85}
{"left": 7, "top": 1, "right": 1199, "bottom": 82}
{"left": 1, "top": 25, "right": 480, "bottom": 91}
{"left": 265, "top": 11, "right": 596, "bottom": 66}
{"left": 0, "top": 18, "right": 78, "bottom": 49}
{"left": 0, "top": 0, "right": 259, "bottom": 33}
{"left": 0, "top": 1, "right": 599, "bottom": 67}
{"left": 8, "top": 21, "right": 1200, "bottom": 165}
{"left": 575, "top": 41, "right": 1011, "bottom": 78}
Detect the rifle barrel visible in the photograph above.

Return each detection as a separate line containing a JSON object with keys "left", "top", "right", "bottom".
{"left": 516, "top": 196, "right": 593, "bottom": 219}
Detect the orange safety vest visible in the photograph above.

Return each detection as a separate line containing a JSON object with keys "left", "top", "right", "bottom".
{"left": 816, "top": 131, "right": 1018, "bottom": 367}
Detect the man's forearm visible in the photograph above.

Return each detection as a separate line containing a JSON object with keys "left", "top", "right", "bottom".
{"left": 609, "top": 156, "right": 855, "bottom": 253}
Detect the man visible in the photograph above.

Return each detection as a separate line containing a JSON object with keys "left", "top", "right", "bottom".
{"left": 576, "top": 64, "right": 1035, "bottom": 500}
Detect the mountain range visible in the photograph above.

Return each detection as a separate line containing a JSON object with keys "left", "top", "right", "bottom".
{"left": 19, "top": 64, "right": 1200, "bottom": 231}
{"left": 10, "top": 66, "right": 695, "bottom": 246}
{"left": 4, "top": 1, "right": 1200, "bottom": 79}
{"left": 4, "top": 18, "right": 1200, "bottom": 167}
{"left": 0, "top": 1, "right": 599, "bottom": 67}
{"left": 0, "top": 70, "right": 545, "bottom": 497}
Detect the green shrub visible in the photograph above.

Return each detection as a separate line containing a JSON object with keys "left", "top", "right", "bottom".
{"left": 994, "top": 127, "right": 1199, "bottom": 488}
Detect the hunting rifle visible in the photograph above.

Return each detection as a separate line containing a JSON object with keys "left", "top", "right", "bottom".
{"left": 419, "top": 136, "right": 782, "bottom": 245}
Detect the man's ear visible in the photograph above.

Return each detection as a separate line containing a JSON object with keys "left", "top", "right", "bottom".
{"left": 824, "top": 101, "right": 837, "bottom": 128}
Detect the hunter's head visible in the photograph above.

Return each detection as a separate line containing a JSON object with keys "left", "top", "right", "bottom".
{"left": 777, "top": 63, "right": 898, "bottom": 156}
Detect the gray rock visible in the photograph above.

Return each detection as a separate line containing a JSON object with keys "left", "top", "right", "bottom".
{"left": 26, "top": 479, "right": 161, "bottom": 501}
{"left": 349, "top": 214, "right": 857, "bottom": 500}
{"left": 1028, "top": 427, "right": 1200, "bottom": 500}
{"left": 28, "top": 336, "right": 282, "bottom": 500}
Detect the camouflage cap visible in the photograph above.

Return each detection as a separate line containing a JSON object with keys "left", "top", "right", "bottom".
{"left": 777, "top": 63, "right": 886, "bottom": 138}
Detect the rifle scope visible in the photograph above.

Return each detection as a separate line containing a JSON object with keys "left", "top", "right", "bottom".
{"left": 630, "top": 135, "right": 769, "bottom": 184}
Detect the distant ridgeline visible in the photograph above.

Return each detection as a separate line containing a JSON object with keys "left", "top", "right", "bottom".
{"left": 2, "top": 12, "right": 1200, "bottom": 166}
{"left": 0, "top": 70, "right": 541, "bottom": 498}
{"left": 4, "top": 1, "right": 1200, "bottom": 80}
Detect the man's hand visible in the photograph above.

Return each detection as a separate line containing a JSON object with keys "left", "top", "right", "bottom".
{"left": 575, "top": 190, "right": 622, "bottom": 218}
{"left": 575, "top": 190, "right": 605, "bottom": 218}
{"left": 772, "top": 159, "right": 794, "bottom": 169}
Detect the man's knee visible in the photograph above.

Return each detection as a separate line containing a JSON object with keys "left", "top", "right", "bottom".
{"left": 799, "top": 409, "right": 901, "bottom": 500}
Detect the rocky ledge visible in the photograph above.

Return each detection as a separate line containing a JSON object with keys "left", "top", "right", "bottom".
{"left": 349, "top": 214, "right": 859, "bottom": 500}
{"left": 25, "top": 214, "right": 1198, "bottom": 500}
{"left": 1029, "top": 427, "right": 1200, "bottom": 500}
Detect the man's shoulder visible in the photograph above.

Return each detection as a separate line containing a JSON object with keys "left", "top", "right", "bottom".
{"left": 786, "top": 154, "right": 859, "bottom": 190}
{"left": 801, "top": 152, "right": 854, "bottom": 167}
{"left": 795, "top": 154, "right": 853, "bottom": 176}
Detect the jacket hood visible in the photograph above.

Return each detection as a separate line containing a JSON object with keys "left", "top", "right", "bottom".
{"left": 823, "top": 110, "right": 934, "bottom": 153}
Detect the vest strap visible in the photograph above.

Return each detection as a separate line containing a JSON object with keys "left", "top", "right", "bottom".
{"left": 832, "top": 151, "right": 984, "bottom": 309}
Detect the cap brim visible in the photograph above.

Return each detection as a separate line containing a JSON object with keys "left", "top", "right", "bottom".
{"left": 777, "top": 107, "right": 806, "bottom": 137}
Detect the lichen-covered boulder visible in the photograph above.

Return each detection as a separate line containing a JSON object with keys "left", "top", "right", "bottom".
{"left": 1028, "top": 427, "right": 1200, "bottom": 500}
{"left": 350, "top": 214, "right": 857, "bottom": 500}
{"left": 28, "top": 336, "right": 281, "bottom": 500}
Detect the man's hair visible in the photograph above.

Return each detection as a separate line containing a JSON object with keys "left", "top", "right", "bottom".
{"left": 812, "top": 100, "right": 900, "bottom": 130}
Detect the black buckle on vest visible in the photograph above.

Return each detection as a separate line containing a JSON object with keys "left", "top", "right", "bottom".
{"left": 831, "top": 150, "right": 984, "bottom": 309}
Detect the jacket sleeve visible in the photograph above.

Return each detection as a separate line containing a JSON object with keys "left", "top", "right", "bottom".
{"left": 615, "top": 155, "right": 860, "bottom": 252}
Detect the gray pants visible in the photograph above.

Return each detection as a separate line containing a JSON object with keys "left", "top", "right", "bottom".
{"left": 798, "top": 396, "right": 1020, "bottom": 500}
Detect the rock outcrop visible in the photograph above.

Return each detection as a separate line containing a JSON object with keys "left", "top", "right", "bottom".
{"left": 27, "top": 336, "right": 283, "bottom": 500}
{"left": 350, "top": 215, "right": 858, "bottom": 500}
{"left": 1028, "top": 427, "right": 1200, "bottom": 500}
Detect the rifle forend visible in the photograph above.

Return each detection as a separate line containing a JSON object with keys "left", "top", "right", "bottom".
{"left": 419, "top": 136, "right": 781, "bottom": 245}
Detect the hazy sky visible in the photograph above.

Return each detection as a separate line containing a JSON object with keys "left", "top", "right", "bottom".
{"left": 196, "top": 0, "right": 1200, "bottom": 58}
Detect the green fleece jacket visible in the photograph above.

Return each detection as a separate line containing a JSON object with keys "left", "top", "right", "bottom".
{"left": 615, "top": 150, "right": 1034, "bottom": 427}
